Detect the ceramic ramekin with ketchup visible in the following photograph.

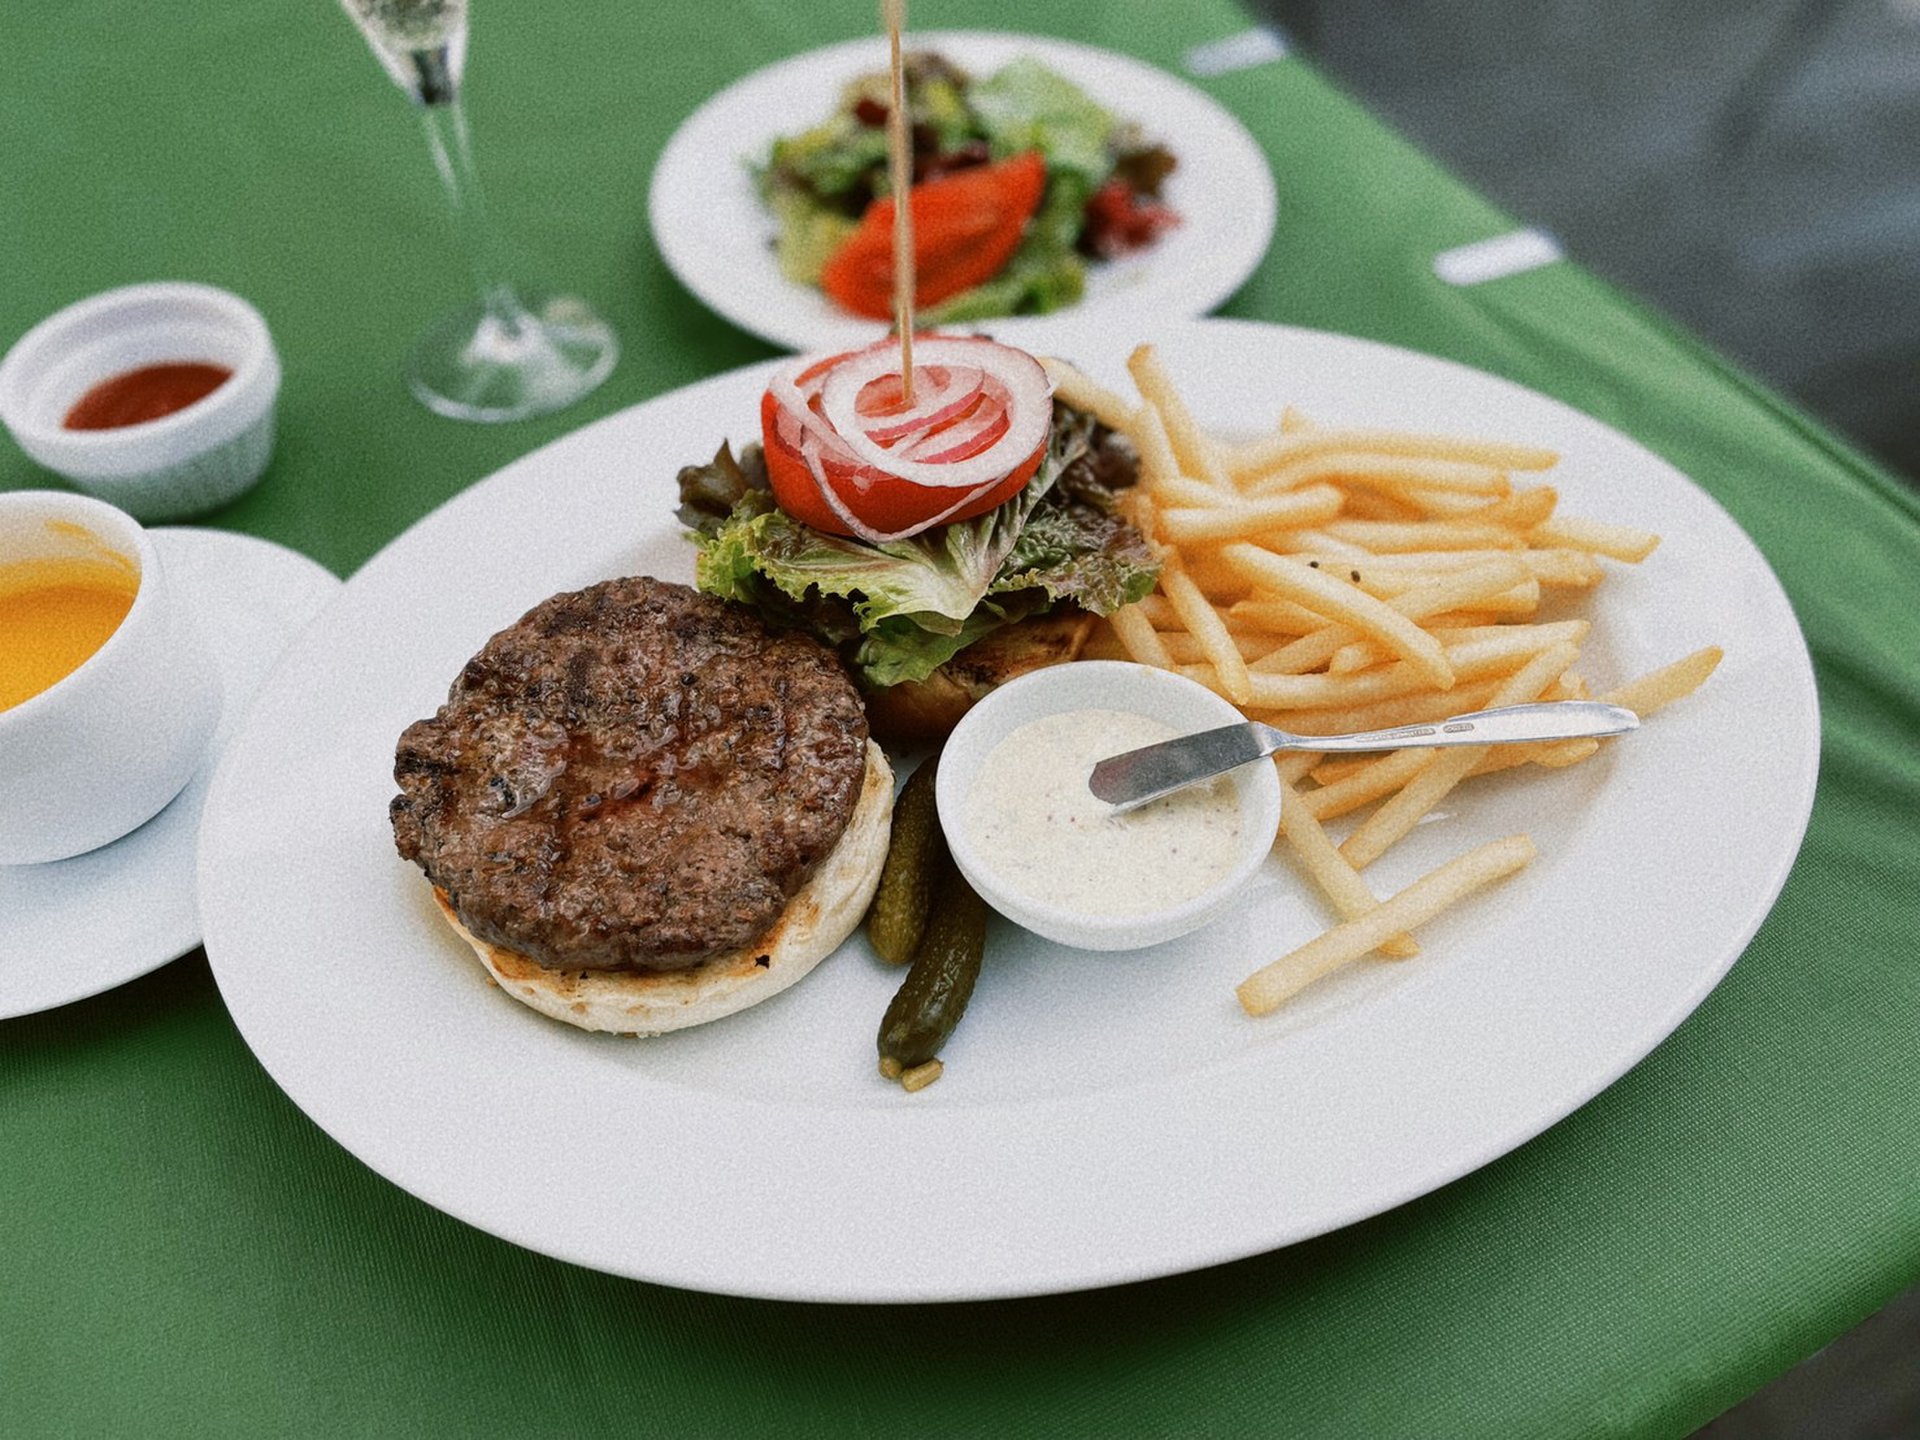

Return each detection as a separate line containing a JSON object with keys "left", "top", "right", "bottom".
{"left": 0, "top": 490, "right": 222, "bottom": 865}
{"left": 0, "top": 282, "right": 280, "bottom": 522}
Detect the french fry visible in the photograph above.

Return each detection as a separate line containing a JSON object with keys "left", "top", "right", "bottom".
{"left": 1253, "top": 679, "right": 1505, "bottom": 738}
{"left": 1192, "top": 622, "right": 1587, "bottom": 711}
{"left": 1128, "top": 400, "right": 1182, "bottom": 494}
{"left": 1326, "top": 640, "right": 1376, "bottom": 674}
{"left": 1177, "top": 551, "right": 1262, "bottom": 598}
{"left": 1251, "top": 455, "right": 1513, "bottom": 501}
{"left": 1160, "top": 556, "right": 1251, "bottom": 704}
{"left": 1282, "top": 548, "right": 1601, "bottom": 587}
{"left": 1128, "top": 344, "right": 1231, "bottom": 487}
{"left": 1299, "top": 747, "right": 1436, "bottom": 821}
{"left": 1339, "top": 489, "right": 1427, "bottom": 522}
{"left": 1471, "top": 737, "right": 1601, "bottom": 775}
{"left": 1533, "top": 514, "right": 1661, "bottom": 564}
{"left": 1250, "top": 559, "right": 1531, "bottom": 676}
{"left": 1227, "top": 429, "right": 1559, "bottom": 486}
{"left": 1224, "top": 596, "right": 1331, "bottom": 636}
{"left": 1395, "top": 485, "right": 1557, "bottom": 527}
{"left": 1131, "top": 593, "right": 1182, "bottom": 628}
{"left": 1276, "top": 778, "right": 1419, "bottom": 957}
{"left": 1108, "top": 603, "right": 1175, "bottom": 671}
{"left": 1355, "top": 581, "right": 1540, "bottom": 616}
{"left": 1237, "top": 836, "right": 1537, "bottom": 1015}
{"left": 1275, "top": 529, "right": 1373, "bottom": 559}
{"left": 1155, "top": 475, "right": 1241, "bottom": 509}
{"left": 1320, "top": 518, "right": 1523, "bottom": 553}
{"left": 1480, "top": 486, "right": 1559, "bottom": 530}
{"left": 1340, "top": 456, "right": 1512, "bottom": 496}
{"left": 1141, "top": 630, "right": 1284, "bottom": 665}
{"left": 1421, "top": 580, "right": 1543, "bottom": 616}
{"left": 1520, "top": 548, "right": 1606, "bottom": 587}
{"left": 1339, "top": 642, "right": 1578, "bottom": 869}
{"left": 1288, "top": 550, "right": 1490, "bottom": 573}
{"left": 1398, "top": 486, "right": 1514, "bottom": 518}
{"left": 1275, "top": 751, "right": 1320, "bottom": 784}
{"left": 1603, "top": 646, "right": 1723, "bottom": 717}
{"left": 1308, "top": 754, "right": 1375, "bottom": 785}
{"left": 1182, "top": 663, "right": 1424, "bottom": 711}
{"left": 1155, "top": 486, "right": 1344, "bottom": 545}
{"left": 1039, "top": 357, "right": 1138, "bottom": 434}
{"left": 1218, "top": 545, "right": 1455, "bottom": 690}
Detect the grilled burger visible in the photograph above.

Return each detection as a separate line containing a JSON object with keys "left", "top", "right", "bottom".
{"left": 391, "top": 577, "right": 891, "bottom": 1034}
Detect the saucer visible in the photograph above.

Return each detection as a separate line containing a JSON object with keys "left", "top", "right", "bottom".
{"left": 0, "top": 527, "right": 339, "bottom": 1018}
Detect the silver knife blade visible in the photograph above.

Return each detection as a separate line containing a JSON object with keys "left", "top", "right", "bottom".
{"left": 1088, "top": 722, "right": 1279, "bottom": 812}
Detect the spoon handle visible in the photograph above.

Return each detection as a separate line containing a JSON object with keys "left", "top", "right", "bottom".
{"left": 1088, "top": 701, "right": 1638, "bottom": 811}
{"left": 1276, "top": 700, "right": 1640, "bottom": 753}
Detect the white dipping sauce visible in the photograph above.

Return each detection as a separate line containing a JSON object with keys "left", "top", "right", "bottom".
{"left": 962, "top": 709, "right": 1244, "bottom": 918}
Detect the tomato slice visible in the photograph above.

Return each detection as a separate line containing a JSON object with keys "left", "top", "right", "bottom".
{"left": 760, "top": 337, "right": 1053, "bottom": 541}
{"left": 820, "top": 152, "right": 1048, "bottom": 320}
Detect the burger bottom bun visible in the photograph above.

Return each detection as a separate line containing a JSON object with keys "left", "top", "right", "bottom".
{"left": 432, "top": 740, "right": 893, "bottom": 1035}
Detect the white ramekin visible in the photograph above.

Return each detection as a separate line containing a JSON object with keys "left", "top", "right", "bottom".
{"left": 935, "top": 660, "right": 1283, "bottom": 951}
{"left": 0, "top": 282, "right": 281, "bottom": 522}
{"left": 0, "top": 490, "right": 222, "bottom": 864}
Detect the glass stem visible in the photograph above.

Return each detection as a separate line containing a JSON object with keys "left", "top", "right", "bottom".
{"left": 414, "top": 71, "right": 522, "bottom": 332}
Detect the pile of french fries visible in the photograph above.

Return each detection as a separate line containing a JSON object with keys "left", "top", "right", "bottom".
{"left": 1045, "top": 346, "right": 1722, "bottom": 1017}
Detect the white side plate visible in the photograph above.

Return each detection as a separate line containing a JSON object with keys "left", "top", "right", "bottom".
{"left": 1, "top": 528, "right": 339, "bottom": 1017}
{"left": 648, "top": 31, "right": 1277, "bottom": 352}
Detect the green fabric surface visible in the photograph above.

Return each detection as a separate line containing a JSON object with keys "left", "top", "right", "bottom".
{"left": 4, "top": 3, "right": 1917, "bottom": 1438}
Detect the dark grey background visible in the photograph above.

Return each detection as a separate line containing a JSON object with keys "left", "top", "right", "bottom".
{"left": 1245, "top": 1, "right": 1920, "bottom": 1432}
{"left": 1255, "top": 0, "right": 1920, "bottom": 482}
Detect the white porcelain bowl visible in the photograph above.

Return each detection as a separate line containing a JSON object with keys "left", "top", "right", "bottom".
{"left": 935, "top": 660, "right": 1282, "bottom": 951}
{"left": 0, "top": 282, "right": 280, "bottom": 522}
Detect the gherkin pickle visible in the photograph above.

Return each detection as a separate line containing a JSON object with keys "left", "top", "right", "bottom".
{"left": 877, "top": 853, "right": 986, "bottom": 1072}
{"left": 864, "top": 757, "right": 940, "bottom": 965}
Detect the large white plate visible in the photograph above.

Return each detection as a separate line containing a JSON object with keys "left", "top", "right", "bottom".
{"left": 648, "top": 32, "right": 1277, "bottom": 352}
{"left": 196, "top": 319, "right": 1818, "bottom": 1302}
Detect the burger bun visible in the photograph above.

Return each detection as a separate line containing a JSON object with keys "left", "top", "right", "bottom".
{"left": 432, "top": 740, "right": 893, "bottom": 1035}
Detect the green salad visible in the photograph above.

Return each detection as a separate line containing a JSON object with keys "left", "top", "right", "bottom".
{"left": 756, "top": 52, "right": 1179, "bottom": 324}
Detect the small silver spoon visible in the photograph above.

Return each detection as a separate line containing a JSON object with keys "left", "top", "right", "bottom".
{"left": 1088, "top": 700, "right": 1639, "bottom": 812}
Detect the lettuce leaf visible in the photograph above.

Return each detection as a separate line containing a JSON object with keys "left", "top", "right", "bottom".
{"left": 761, "top": 117, "right": 888, "bottom": 203}
{"left": 767, "top": 190, "right": 859, "bottom": 285}
{"left": 688, "top": 408, "right": 1159, "bottom": 687}
{"left": 968, "top": 57, "right": 1116, "bottom": 184}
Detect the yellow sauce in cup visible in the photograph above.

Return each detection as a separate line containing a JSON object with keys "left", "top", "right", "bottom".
{"left": 0, "top": 551, "right": 139, "bottom": 712}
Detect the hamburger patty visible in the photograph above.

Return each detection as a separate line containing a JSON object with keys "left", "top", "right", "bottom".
{"left": 390, "top": 578, "right": 870, "bottom": 972}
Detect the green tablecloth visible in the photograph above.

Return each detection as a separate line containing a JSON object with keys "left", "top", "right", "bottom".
{"left": 4, "top": 2, "right": 1916, "bottom": 1436}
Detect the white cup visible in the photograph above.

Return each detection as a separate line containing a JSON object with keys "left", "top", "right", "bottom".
{"left": 0, "top": 491, "right": 222, "bottom": 864}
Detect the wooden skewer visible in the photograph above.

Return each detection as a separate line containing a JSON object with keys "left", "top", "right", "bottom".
{"left": 882, "top": 0, "right": 915, "bottom": 402}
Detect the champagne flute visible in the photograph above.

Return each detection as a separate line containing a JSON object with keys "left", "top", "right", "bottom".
{"left": 338, "top": 0, "right": 617, "bottom": 422}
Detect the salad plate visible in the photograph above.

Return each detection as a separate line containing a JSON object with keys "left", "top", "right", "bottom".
{"left": 0, "top": 528, "right": 338, "bottom": 1018}
{"left": 648, "top": 32, "right": 1276, "bottom": 352}
{"left": 195, "top": 318, "right": 1817, "bottom": 1302}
